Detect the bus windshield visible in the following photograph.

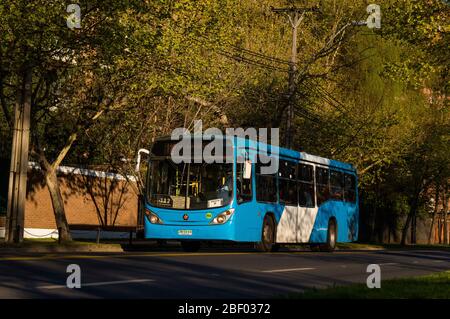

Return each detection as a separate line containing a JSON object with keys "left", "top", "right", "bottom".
{"left": 147, "top": 159, "right": 233, "bottom": 210}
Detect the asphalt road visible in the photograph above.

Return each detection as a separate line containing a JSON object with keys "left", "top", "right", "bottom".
{"left": 0, "top": 248, "right": 448, "bottom": 298}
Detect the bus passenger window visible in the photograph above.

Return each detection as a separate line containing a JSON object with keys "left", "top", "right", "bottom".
{"left": 298, "top": 164, "right": 315, "bottom": 207}
{"left": 256, "top": 162, "right": 277, "bottom": 203}
{"left": 236, "top": 163, "right": 252, "bottom": 203}
{"left": 330, "top": 170, "right": 344, "bottom": 200}
{"left": 315, "top": 167, "right": 329, "bottom": 206}
{"left": 344, "top": 173, "right": 356, "bottom": 203}
{"left": 279, "top": 160, "right": 297, "bottom": 205}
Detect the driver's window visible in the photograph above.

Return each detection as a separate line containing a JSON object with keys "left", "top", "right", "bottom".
{"left": 236, "top": 163, "right": 252, "bottom": 203}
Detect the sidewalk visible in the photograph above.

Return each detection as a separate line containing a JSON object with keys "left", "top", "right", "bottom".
{"left": 0, "top": 238, "right": 187, "bottom": 254}
{"left": 1, "top": 239, "right": 448, "bottom": 254}
{"left": 0, "top": 240, "right": 125, "bottom": 253}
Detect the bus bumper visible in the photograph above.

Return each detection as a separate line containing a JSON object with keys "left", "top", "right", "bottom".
{"left": 144, "top": 219, "right": 237, "bottom": 241}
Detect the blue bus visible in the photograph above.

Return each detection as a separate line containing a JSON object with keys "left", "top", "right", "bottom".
{"left": 140, "top": 135, "right": 358, "bottom": 252}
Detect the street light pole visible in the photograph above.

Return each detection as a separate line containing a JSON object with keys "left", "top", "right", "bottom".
{"left": 286, "top": 11, "right": 301, "bottom": 150}
{"left": 271, "top": 6, "right": 318, "bottom": 149}
{"left": 5, "top": 68, "right": 32, "bottom": 243}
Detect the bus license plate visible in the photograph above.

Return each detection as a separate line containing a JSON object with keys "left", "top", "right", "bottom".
{"left": 178, "top": 230, "right": 192, "bottom": 236}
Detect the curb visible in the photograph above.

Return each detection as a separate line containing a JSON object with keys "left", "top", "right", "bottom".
{"left": 336, "top": 246, "right": 386, "bottom": 251}
{"left": 0, "top": 244, "right": 124, "bottom": 253}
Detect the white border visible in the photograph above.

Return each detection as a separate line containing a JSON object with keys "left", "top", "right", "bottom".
{"left": 28, "top": 162, "right": 137, "bottom": 182}
{"left": 0, "top": 227, "right": 135, "bottom": 239}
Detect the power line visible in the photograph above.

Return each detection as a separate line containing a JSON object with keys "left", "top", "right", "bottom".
{"left": 228, "top": 44, "right": 290, "bottom": 65}
{"left": 218, "top": 48, "right": 289, "bottom": 72}
{"left": 304, "top": 81, "right": 350, "bottom": 117}
{"left": 187, "top": 34, "right": 290, "bottom": 73}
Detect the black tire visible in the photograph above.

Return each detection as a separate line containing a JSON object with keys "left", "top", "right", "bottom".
{"left": 181, "top": 241, "right": 201, "bottom": 252}
{"left": 255, "top": 215, "right": 275, "bottom": 252}
{"left": 320, "top": 219, "right": 337, "bottom": 252}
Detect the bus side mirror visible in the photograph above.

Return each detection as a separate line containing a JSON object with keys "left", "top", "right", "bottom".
{"left": 243, "top": 160, "right": 251, "bottom": 179}
{"left": 135, "top": 149, "right": 150, "bottom": 172}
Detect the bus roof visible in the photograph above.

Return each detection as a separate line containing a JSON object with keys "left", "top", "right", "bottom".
{"left": 232, "top": 136, "right": 355, "bottom": 172}
{"left": 153, "top": 135, "right": 356, "bottom": 172}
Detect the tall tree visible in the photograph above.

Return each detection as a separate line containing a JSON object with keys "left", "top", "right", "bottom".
{"left": 0, "top": 0, "right": 241, "bottom": 240}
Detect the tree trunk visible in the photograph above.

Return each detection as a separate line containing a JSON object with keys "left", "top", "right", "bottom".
{"left": 428, "top": 184, "right": 440, "bottom": 244}
{"left": 44, "top": 168, "right": 72, "bottom": 241}
{"left": 5, "top": 66, "right": 32, "bottom": 243}
{"left": 371, "top": 204, "right": 376, "bottom": 242}
{"left": 443, "top": 185, "right": 448, "bottom": 245}
{"left": 401, "top": 212, "right": 412, "bottom": 246}
{"left": 411, "top": 213, "right": 417, "bottom": 244}
{"left": 36, "top": 150, "right": 72, "bottom": 242}
{"left": 401, "top": 185, "right": 422, "bottom": 246}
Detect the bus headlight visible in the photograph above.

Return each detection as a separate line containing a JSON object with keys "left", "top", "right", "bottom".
{"left": 210, "top": 209, "right": 234, "bottom": 225}
{"left": 145, "top": 209, "right": 163, "bottom": 224}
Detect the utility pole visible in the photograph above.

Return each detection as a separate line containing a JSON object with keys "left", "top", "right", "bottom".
{"left": 272, "top": 5, "right": 319, "bottom": 149}
{"left": 5, "top": 68, "right": 32, "bottom": 243}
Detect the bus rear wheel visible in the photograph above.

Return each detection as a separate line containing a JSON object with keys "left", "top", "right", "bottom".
{"left": 181, "top": 241, "right": 201, "bottom": 252}
{"left": 255, "top": 215, "right": 275, "bottom": 252}
{"left": 320, "top": 219, "right": 337, "bottom": 252}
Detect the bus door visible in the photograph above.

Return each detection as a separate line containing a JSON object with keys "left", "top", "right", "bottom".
{"left": 276, "top": 160, "right": 298, "bottom": 243}
{"left": 296, "top": 163, "right": 316, "bottom": 243}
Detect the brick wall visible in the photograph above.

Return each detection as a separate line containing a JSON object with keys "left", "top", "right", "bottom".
{"left": 25, "top": 167, "right": 138, "bottom": 230}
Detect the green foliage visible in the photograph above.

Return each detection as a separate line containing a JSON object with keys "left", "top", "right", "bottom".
{"left": 283, "top": 271, "right": 450, "bottom": 299}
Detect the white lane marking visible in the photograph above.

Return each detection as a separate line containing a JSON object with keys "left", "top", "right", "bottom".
{"left": 37, "top": 279, "right": 154, "bottom": 290}
{"left": 433, "top": 260, "right": 445, "bottom": 263}
{"left": 379, "top": 263, "right": 399, "bottom": 266}
{"left": 261, "top": 267, "right": 315, "bottom": 273}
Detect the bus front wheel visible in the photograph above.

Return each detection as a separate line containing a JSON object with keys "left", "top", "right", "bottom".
{"left": 255, "top": 215, "right": 275, "bottom": 252}
{"left": 181, "top": 241, "right": 201, "bottom": 252}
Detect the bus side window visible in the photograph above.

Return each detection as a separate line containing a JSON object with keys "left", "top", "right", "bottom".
{"left": 298, "top": 163, "right": 315, "bottom": 207}
{"left": 236, "top": 163, "right": 252, "bottom": 203}
{"left": 344, "top": 173, "right": 356, "bottom": 203}
{"left": 256, "top": 162, "right": 277, "bottom": 203}
{"left": 279, "top": 160, "right": 297, "bottom": 206}
{"left": 330, "top": 170, "right": 344, "bottom": 201}
{"left": 315, "top": 167, "right": 330, "bottom": 206}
